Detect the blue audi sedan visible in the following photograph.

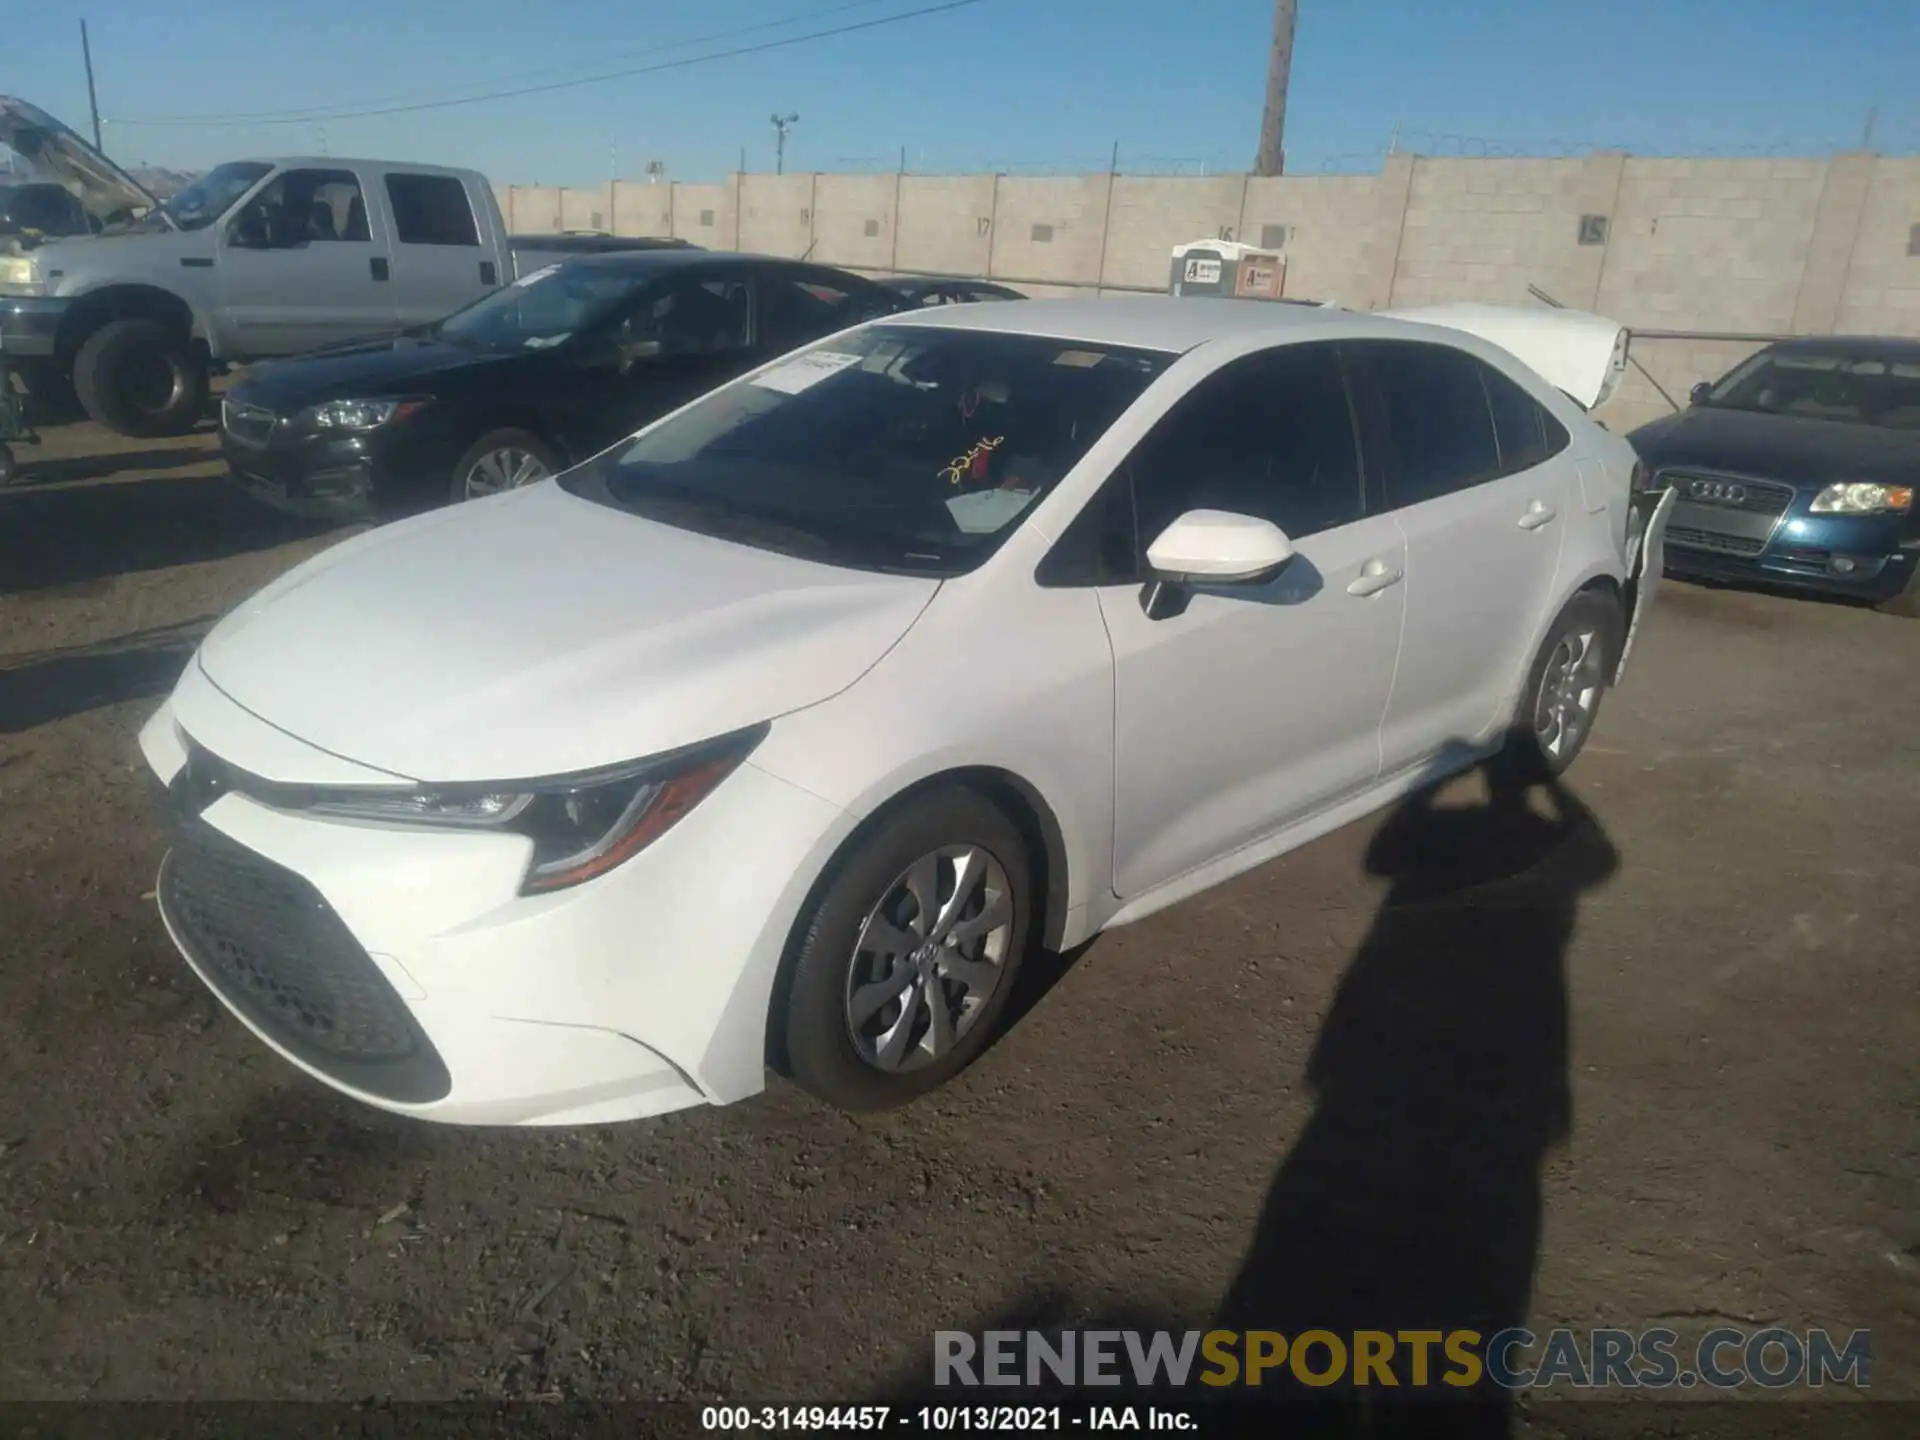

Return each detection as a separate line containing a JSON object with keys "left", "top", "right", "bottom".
{"left": 1628, "top": 337, "right": 1919, "bottom": 616}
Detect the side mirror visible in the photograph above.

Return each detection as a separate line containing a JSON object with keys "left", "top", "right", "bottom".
{"left": 1139, "top": 509, "right": 1294, "bottom": 619}
{"left": 1688, "top": 382, "right": 1712, "bottom": 406}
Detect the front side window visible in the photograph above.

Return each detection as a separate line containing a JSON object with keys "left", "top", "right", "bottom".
{"left": 165, "top": 161, "right": 273, "bottom": 232}
{"left": 434, "top": 263, "right": 644, "bottom": 350}
{"left": 562, "top": 325, "right": 1173, "bottom": 576}
{"left": 385, "top": 173, "right": 479, "bottom": 247}
{"left": 1126, "top": 343, "right": 1366, "bottom": 566}
{"left": 1351, "top": 341, "right": 1502, "bottom": 509}
{"left": 229, "top": 169, "right": 368, "bottom": 248}
{"left": 1707, "top": 347, "right": 1920, "bottom": 431}
{"left": 616, "top": 275, "right": 752, "bottom": 356}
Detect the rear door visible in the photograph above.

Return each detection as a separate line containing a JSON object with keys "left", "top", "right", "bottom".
{"left": 217, "top": 166, "right": 396, "bottom": 355}
{"left": 382, "top": 170, "right": 500, "bottom": 330}
{"left": 1347, "top": 339, "right": 1578, "bottom": 773}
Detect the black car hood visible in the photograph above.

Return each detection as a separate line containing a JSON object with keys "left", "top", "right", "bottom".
{"left": 231, "top": 335, "right": 520, "bottom": 410}
{"left": 1629, "top": 406, "right": 1920, "bottom": 485}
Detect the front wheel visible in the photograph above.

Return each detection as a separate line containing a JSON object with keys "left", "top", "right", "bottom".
{"left": 450, "top": 428, "right": 560, "bottom": 504}
{"left": 779, "top": 788, "right": 1034, "bottom": 1112}
{"left": 1503, "top": 589, "right": 1623, "bottom": 779}
{"left": 71, "top": 318, "right": 209, "bottom": 437}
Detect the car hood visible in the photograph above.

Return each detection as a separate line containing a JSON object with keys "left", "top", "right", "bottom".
{"left": 193, "top": 483, "right": 941, "bottom": 784}
{"left": 232, "top": 335, "right": 514, "bottom": 411}
{"left": 1628, "top": 406, "right": 1920, "bottom": 486}
{"left": 0, "top": 96, "right": 159, "bottom": 223}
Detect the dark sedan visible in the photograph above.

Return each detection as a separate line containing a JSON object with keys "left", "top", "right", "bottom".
{"left": 219, "top": 251, "right": 905, "bottom": 520}
{"left": 878, "top": 275, "right": 1026, "bottom": 307}
{"left": 1629, "top": 337, "right": 1920, "bottom": 616}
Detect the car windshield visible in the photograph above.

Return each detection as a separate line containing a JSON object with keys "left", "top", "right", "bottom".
{"left": 434, "top": 263, "right": 643, "bottom": 350}
{"left": 1706, "top": 349, "right": 1920, "bottom": 431}
{"left": 562, "top": 324, "right": 1174, "bottom": 576}
{"left": 157, "top": 161, "right": 273, "bottom": 231}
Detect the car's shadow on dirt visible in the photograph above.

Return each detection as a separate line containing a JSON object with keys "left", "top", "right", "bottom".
{"left": 872, "top": 755, "right": 1620, "bottom": 1437}
{"left": 0, "top": 616, "right": 216, "bottom": 733}
{"left": 0, "top": 471, "right": 338, "bottom": 597}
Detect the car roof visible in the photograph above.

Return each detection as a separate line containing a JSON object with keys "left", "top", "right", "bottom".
{"left": 1766, "top": 335, "right": 1920, "bottom": 362}
{"left": 544, "top": 249, "right": 857, "bottom": 278}
{"left": 869, "top": 293, "right": 1415, "bottom": 354}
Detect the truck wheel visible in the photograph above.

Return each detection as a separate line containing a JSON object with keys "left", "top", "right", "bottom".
{"left": 72, "top": 318, "right": 209, "bottom": 438}
{"left": 1875, "top": 564, "right": 1920, "bottom": 619}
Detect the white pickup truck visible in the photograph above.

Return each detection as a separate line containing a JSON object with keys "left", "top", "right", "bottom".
{"left": 0, "top": 97, "right": 681, "bottom": 437}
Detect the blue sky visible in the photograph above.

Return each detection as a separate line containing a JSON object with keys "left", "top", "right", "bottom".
{"left": 8, "top": 0, "right": 1918, "bottom": 186}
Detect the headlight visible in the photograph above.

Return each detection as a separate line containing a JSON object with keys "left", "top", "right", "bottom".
{"left": 0, "top": 255, "right": 43, "bottom": 295}
{"left": 299, "top": 725, "right": 766, "bottom": 893}
{"left": 1809, "top": 482, "right": 1914, "bottom": 516}
{"left": 303, "top": 397, "right": 430, "bottom": 432}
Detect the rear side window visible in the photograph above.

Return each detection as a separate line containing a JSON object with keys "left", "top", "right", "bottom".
{"left": 1479, "top": 361, "right": 1569, "bottom": 474}
{"left": 385, "top": 173, "right": 479, "bottom": 247}
{"left": 761, "top": 273, "right": 893, "bottom": 348}
{"left": 1353, "top": 341, "right": 1502, "bottom": 508}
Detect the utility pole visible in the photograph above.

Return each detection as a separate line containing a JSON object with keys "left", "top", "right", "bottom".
{"left": 1252, "top": 0, "right": 1297, "bottom": 177}
{"left": 79, "top": 19, "right": 103, "bottom": 150}
{"left": 1861, "top": 106, "right": 1879, "bottom": 150}
{"left": 772, "top": 113, "right": 799, "bottom": 176}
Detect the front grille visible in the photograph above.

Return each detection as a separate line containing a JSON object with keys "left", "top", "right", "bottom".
{"left": 158, "top": 815, "right": 451, "bottom": 1103}
{"left": 1657, "top": 469, "right": 1796, "bottom": 518}
{"left": 221, "top": 398, "right": 277, "bottom": 447}
{"left": 1668, "top": 525, "right": 1766, "bottom": 557}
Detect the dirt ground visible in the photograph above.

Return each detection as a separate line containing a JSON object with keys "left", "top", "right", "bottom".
{"left": 1, "top": 416, "right": 1916, "bottom": 1433}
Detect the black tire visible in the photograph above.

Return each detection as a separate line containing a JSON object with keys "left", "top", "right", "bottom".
{"left": 448, "top": 428, "right": 561, "bottom": 504}
{"left": 1874, "top": 564, "right": 1920, "bottom": 619}
{"left": 71, "top": 318, "right": 209, "bottom": 437}
{"left": 780, "top": 787, "right": 1034, "bottom": 1112}
{"left": 1502, "top": 588, "right": 1624, "bottom": 780}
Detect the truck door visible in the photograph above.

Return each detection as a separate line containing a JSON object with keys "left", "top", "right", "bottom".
{"left": 381, "top": 170, "right": 499, "bottom": 330}
{"left": 218, "top": 166, "right": 398, "bottom": 357}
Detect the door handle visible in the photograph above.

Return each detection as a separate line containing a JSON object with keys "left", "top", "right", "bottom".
{"left": 369, "top": 257, "right": 390, "bottom": 282}
{"left": 1518, "top": 500, "right": 1557, "bottom": 530}
{"left": 1346, "top": 558, "right": 1403, "bottom": 597}
{"left": 480, "top": 260, "right": 498, "bottom": 285}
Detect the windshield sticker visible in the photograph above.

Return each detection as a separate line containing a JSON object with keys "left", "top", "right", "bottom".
{"left": 750, "top": 349, "right": 863, "bottom": 395}
{"left": 940, "top": 435, "right": 1005, "bottom": 485}
{"left": 947, "top": 487, "right": 1036, "bottom": 534}
{"left": 512, "top": 264, "right": 561, "bottom": 289}
{"left": 1053, "top": 349, "right": 1107, "bottom": 368}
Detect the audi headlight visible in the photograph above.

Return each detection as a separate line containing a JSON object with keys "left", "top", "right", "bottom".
{"left": 300, "top": 725, "right": 766, "bottom": 893}
{"left": 303, "top": 397, "right": 430, "bottom": 432}
{"left": 1809, "top": 482, "right": 1914, "bottom": 516}
{"left": 0, "top": 255, "right": 43, "bottom": 295}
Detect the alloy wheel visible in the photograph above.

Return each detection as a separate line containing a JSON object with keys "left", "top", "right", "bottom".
{"left": 463, "top": 446, "right": 551, "bottom": 499}
{"left": 843, "top": 845, "right": 1015, "bottom": 1074}
{"left": 1534, "top": 627, "right": 1603, "bottom": 760}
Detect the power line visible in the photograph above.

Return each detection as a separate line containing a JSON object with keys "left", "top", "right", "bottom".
{"left": 113, "top": 0, "right": 901, "bottom": 126}
{"left": 110, "top": 0, "right": 987, "bottom": 129}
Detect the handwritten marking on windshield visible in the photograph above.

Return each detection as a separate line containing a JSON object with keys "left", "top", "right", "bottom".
{"left": 941, "top": 435, "right": 1004, "bottom": 485}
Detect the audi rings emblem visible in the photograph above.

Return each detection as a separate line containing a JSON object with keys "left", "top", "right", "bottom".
{"left": 1689, "top": 479, "right": 1748, "bottom": 505}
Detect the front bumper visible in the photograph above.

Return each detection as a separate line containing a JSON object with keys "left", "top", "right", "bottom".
{"left": 1656, "top": 470, "right": 1915, "bottom": 602}
{"left": 140, "top": 696, "right": 855, "bottom": 1126}
{"left": 219, "top": 397, "right": 460, "bottom": 522}
{"left": 0, "top": 295, "right": 69, "bottom": 358}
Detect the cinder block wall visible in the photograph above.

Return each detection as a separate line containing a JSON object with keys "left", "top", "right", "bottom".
{"left": 506, "top": 152, "right": 1920, "bottom": 430}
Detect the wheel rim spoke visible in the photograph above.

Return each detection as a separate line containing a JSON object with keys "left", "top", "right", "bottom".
{"left": 872, "top": 975, "right": 924, "bottom": 1070}
{"left": 902, "top": 853, "right": 940, "bottom": 937}
{"left": 945, "top": 890, "right": 1011, "bottom": 947}
{"left": 928, "top": 848, "right": 987, "bottom": 942}
{"left": 848, "top": 962, "right": 915, "bottom": 1028}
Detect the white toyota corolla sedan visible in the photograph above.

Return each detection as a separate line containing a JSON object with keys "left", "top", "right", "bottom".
{"left": 140, "top": 295, "right": 1676, "bottom": 1126}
